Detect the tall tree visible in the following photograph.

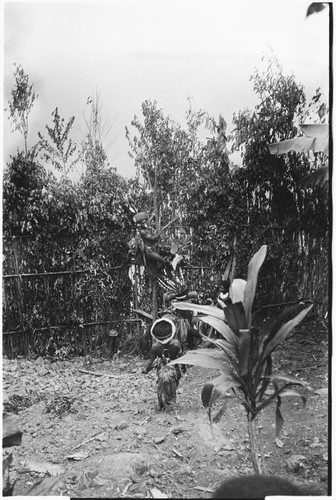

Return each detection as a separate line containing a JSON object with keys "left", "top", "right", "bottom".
{"left": 81, "top": 92, "right": 117, "bottom": 176}
{"left": 6, "top": 64, "right": 38, "bottom": 157}
{"left": 38, "top": 107, "right": 78, "bottom": 176}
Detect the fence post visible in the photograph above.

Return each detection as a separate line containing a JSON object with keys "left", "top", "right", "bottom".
{"left": 12, "top": 238, "right": 27, "bottom": 355}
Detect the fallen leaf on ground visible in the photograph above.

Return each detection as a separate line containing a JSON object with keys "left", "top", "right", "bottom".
{"left": 314, "top": 388, "right": 328, "bottom": 396}
{"left": 150, "top": 487, "right": 169, "bottom": 498}
{"left": 23, "top": 460, "right": 64, "bottom": 475}
{"left": 26, "top": 474, "right": 65, "bottom": 496}
{"left": 153, "top": 435, "right": 166, "bottom": 444}
{"left": 66, "top": 451, "right": 90, "bottom": 460}
{"left": 275, "top": 438, "right": 284, "bottom": 448}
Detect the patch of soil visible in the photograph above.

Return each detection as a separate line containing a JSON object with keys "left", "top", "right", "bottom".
{"left": 2, "top": 319, "right": 329, "bottom": 498}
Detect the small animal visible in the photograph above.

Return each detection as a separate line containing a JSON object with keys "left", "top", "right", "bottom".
{"left": 212, "top": 475, "right": 308, "bottom": 499}
{"left": 154, "top": 351, "right": 182, "bottom": 410}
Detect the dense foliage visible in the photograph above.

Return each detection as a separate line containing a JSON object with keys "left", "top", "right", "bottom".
{"left": 3, "top": 59, "right": 329, "bottom": 357}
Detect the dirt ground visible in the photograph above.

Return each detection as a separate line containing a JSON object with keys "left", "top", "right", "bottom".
{"left": 3, "top": 318, "right": 329, "bottom": 498}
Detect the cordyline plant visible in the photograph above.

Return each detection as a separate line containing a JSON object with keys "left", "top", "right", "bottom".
{"left": 170, "top": 245, "right": 313, "bottom": 474}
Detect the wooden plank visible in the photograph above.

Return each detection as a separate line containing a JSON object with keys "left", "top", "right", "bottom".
{"left": 132, "top": 309, "right": 154, "bottom": 321}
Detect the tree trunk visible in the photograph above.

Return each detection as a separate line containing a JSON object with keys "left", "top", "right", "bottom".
{"left": 247, "top": 413, "right": 265, "bottom": 474}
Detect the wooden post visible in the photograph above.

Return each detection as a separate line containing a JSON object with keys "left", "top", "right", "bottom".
{"left": 151, "top": 160, "right": 160, "bottom": 320}
{"left": 12, "top": 238, "right": 26, "bottom": 355}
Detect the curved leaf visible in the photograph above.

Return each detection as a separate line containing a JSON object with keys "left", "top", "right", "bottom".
{"left": 172, "top": 301, "right": 225, "bottom": 320}
{"left": 212, "top": 339, "right": 239, "bottom": 362}
{"left": 307, "top": 3, "right": 328, "bottom": 18}
{"left": 261, "top": 305, "right": 313, "bottom": 360}
{"left": 297, "top": 166, "right": 329, "bottom": 189}
{"left": 243, "top": 245, "right": 267, "bottom": 329}
{"left": 212, "top": 395, "right": 241, "bottom": 423}
{"left": 201, "top": 373, "right": 242, "bottom": 407}
{"left": 238, "top": 329, "right": 250, "bottom": 377}
{"left": 224, "top": 302, "right": 247, "bottom": 334}
{"left": 277, "top": 387, "right": 307, "bottom": 407}
{"left": 169, "top": 350, "right": 227, "bottom": 371}
{"left": 269, "top": 303, "right": 303, "bottom": 338}
{"left": 201, "top": 382, "right": 219, "bottom": 408}
{"left": 275, "top": 400, "right": 284, "bottom": 437}
{"left": 268, "top": 136, "right": 328, "bottom": 155}
{"left": 256, "top": 355, "right": 272, "bottom": 401}
{"left": 200, "top": 315, "right": 237, "bottom": 344}
{"left": 268, "top": 373, "right": 311, "bottom": 388}
{"left": 230, "top": 278, "right": 247, "bottom": 304}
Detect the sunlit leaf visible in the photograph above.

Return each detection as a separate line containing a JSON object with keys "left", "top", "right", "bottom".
{"left": 230, "top": 278, "right": 247, "bottom": 304}
{"left": 200, "top": 315, "right": 237, "bottom": 344}
{"left": 268, "top": 137, "right": 328, "bottom": 155}
{"left": 172, "top": 301, "right": 225, "bottom": 320}
{"left": 268, "top": 373, "right": 311, "bottom": 388}
{"left": 212, "top": 338, "right": 239, "bottom": 364}
{"left": 277, "top": 387, "right": 307, "bottom": 407}
{"left": 169, "top": 349, "right": 227, "bottom": 371}
{"left": 243, "top": 245, "right": 267, "bottom": 328}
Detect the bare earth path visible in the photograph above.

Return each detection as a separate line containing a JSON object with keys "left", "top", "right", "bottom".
{"left": 3, "top": 319, "right": 329, "bottom": 497}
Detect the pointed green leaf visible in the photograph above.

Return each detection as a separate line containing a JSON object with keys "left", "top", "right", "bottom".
{"left": 243, "top": 245, "right": 267, "bottom": 329}
{"left": 275, "top": 401, "right": 284, "bottom": 437}
{"left": 172, "top": 301, "right": 225, "bottom": 320}
{"left": 169, "top": 350, "right": 227, "bottom": 371}
{"left": 269, "top": 303, "right": 303, "bottom": 337}
{"left": 201, "top": 382, "right": 218, "bottom": 408}
{"left": 212, "top": 401, "right": 229, "bottom": 423}
{"left": 200, "top": 315, "right": 237, "bottom": 344}
{"left": 268, "top": 373, "right": 311, "bottom": 388}
{"left": 201, "top": 373, "right": 241, "bottom": 407}
{"left": 256, "top": 355, "right": 272, "bottom": 401}
{"left": 212, "top": 339, "right": 239, "bottom": 362}
{"left": 224, "top": 302, "right": 247, "bottom": 335}
{"left": 262, "top": 305, "right": 313, "bottom": 360}
{"left": 238, "top": 330, "right": 250, "bottom": 376}
{"left": 212, "top": 394, "right": 241, "bottom": 423}
{"left": 277, "top": 387, "right": 307, "bottom": 407}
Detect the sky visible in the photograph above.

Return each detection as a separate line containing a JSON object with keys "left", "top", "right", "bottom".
{"left": 2, "top": 0, "right": 330, "bottom": 180}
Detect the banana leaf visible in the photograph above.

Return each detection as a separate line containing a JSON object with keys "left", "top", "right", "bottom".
{"left": 243, "top": 245, "right": 267, "bottom": 329}
{"left": 297, "top": 166, "right": 329, "bottom": 189}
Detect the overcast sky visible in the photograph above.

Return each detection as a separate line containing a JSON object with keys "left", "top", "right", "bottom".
{"left": 3, "top": 0, "right": 330, "bottom": 180}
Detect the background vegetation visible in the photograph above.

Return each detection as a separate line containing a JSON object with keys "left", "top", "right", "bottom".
{"left": 3, "top": 59, "right": 329, "bottom": 358}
